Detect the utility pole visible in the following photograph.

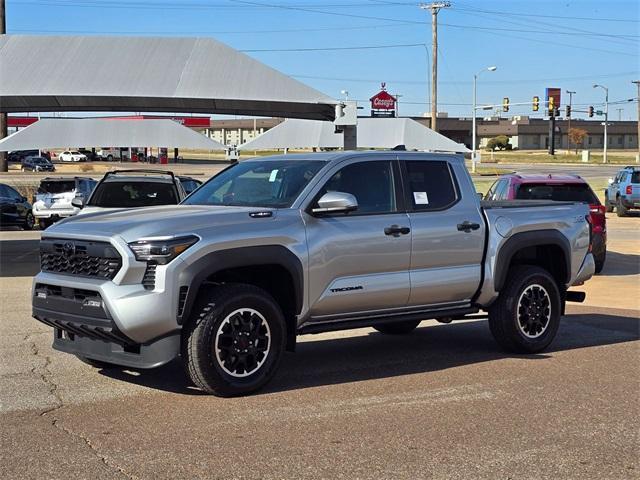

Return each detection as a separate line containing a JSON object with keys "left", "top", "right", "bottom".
{"left": 420, "top": 2, "right": 450, "bottom": 133}
{"left": 633, "top": 80, "right": 640, "bottom": 158}
{"left": 566, "top": 90, "right": 575, "bottom": 154}
{"left": 0, "top": 0, "right": 7, "bottom": 173}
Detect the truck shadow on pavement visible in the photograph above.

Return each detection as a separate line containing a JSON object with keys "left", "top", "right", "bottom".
{"left": 0, "top": 239, "right": 41, "bottom": 277}
{"left": 598, "top": 251, "right": 640, "bottom": 276}
{"left": 97, "top": 311, "right": 639, "bottom": 396}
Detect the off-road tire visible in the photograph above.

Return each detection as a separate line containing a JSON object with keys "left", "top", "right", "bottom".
{"left": 604, "top": 194, "right": 614, "bottom": 213}
{"left": 182, "top": 283, "right": 286, "bottom": 397}
{"left": 616, "top": 196, "right": 628, "bottom": 217}
{"left": 374, "top": 320, "right": 421, "bottom": 335}
{"left": 76, "top": 355, "right": 119, "bottom": 369}
{"left": 488, "top": 265, "right": 561, "bottom": 354}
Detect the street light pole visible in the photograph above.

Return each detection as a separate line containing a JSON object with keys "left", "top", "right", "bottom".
{"left": 632, "top": 80, "right": 639, "bottom": 159}
{"left": 594, "top": 84, "right": 609, "bottom": 163}
{"left": 472, "top": 66, "right": 497, "bottom": 173}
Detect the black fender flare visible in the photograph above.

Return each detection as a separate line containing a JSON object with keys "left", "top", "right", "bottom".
{"left": 176, "top": 245, "right": 304, "bottom": 325}
{"left": 494, "top": 230, "right": 571, "bottom": 292}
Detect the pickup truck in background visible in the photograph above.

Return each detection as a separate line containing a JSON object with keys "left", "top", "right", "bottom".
{"left": 32, "top": 151, "right": 595, "bottom": 396}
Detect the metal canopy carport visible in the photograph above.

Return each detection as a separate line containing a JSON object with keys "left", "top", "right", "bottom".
{"left": 0, "top": 35, "right": 338, "bottom": 120}
{"left": 0, "top": 118, "right": 226, "bottom": 151}
{"left": 238, "top": 118, "right": 470, "bottom": 153}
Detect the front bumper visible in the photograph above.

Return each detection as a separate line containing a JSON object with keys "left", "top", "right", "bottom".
{"left": 32, "top": 234, "right": 193, "bottom": 368}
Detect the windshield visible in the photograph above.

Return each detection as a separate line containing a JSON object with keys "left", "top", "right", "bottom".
{"left": 88, "top": 181, "right": 178, "bottom": 208}
{"left": 31, "top": 158, "right": 49, "bottom": 164}
{"left": 515, "top": 183, "right": 598, "bottom": 203}
{"left": 71, "top": 151, "right": 82, "bottom": 155}
{"left": 183, "top": 160, "right": 326, "bottom": 208}
{"left": 38, "top": 181, "right": 75, "bottom": 194}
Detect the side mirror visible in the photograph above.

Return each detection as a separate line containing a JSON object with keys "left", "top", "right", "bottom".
{"left": 607, "top": 178, "right": 614, "bottom": 185}
{"left": 71, "top": 197, "right": 84, "bottom": 209}
{"left": 21, "top": 196, "right": 28, "bottom": 203}
{"left": 477, "top": 192, "right": 484, "bottom": 200}
{"left": 312, "top": 191, "right": 358, "bottom": 215}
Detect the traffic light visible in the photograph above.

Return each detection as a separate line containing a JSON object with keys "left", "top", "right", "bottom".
{"left": 566, "top": 105, "right": 571, "bottom": 117}
{"left": 502, "top": 97, "right": 510, "bottom": 112}
{"left": 588, "top": 106, "right": 594, "bottom": 117}
{"left": 548, "top": 96, "right": 554, "bottom": 115}
{"left": 533, "top": 96, "right": 539, "bottom": 111}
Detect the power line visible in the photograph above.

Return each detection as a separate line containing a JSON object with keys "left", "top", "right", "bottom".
{"left": 289, "top": 71, "right": 639, "bottom": 85}
{"left": 450, "top": 4, "right": 639, "bottom": 23}
{"left": 242, "top": 43, "right": 425, "bottom": 52}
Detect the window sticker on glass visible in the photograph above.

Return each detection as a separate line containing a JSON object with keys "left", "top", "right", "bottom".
{"left": 413, "top": 191, "right": 429, "bottom": 205}
{"left": 269, "top": 169, "right": 279, "bottom": 182}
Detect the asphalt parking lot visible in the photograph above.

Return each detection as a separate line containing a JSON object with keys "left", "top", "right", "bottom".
{"left": 0, "top": 215, "right": 638, "bottom": 479}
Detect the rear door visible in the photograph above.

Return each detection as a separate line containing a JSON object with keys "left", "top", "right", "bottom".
{"left": 304, "top": 158, "right": 411, "bottom": 318}
{"left": 401, "top": 159, "right": 485, "bottom": 307}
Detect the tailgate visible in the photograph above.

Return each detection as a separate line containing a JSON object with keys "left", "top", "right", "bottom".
{"left": 35, "top": 191, "right": 75, "bottom": 210}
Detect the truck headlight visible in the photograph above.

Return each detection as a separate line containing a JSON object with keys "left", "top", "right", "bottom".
{"left": 128, "top": 235, "right": 198, "bottom": 264}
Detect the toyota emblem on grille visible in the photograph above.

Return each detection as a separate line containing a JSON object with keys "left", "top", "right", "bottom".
{"left": 62, "top": 242, "right": 76, "bottom": 258}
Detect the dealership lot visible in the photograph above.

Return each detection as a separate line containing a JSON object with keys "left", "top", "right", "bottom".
{"left": 0, "top": 211, "right": 638, "bottom": 479}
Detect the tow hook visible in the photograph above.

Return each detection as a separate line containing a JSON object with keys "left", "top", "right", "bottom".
{"left": 436, "top": 317, "right": 453, "bottom": 324}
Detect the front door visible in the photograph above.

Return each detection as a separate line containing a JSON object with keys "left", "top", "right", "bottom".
{"left": 304, "top": 158, "right": 411, "bottom": 319}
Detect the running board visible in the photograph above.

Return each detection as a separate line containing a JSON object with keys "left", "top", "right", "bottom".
{"left": 298, "top": 307, "right": 479, "bottom": 335}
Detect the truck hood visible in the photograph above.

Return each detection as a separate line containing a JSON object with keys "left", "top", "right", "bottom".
{"left": 47, "top": 205, "right": 277, "bottom": 242}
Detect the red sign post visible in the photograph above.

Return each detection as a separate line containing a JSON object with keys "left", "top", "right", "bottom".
{"left": 370, "top": 83, "right": 397, "bottom": 117}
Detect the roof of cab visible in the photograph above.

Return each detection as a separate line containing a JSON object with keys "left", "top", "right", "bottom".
{"left": 508, "top": 173, "right": 586, "bottom": 184}
{"left": 243, "top": 150, "right": 463, "bottom": 163}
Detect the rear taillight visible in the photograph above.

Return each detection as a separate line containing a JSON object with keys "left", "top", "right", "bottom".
{"left": 589, "top": 205, "right": 605, "bottom": 215}
{"left": 626, "top": 185, "right": 633, "bottom": 195}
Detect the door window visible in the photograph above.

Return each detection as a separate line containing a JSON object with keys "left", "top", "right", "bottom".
{"left": 404, "top": 161, "right": 458, "bottom": 210}
{"left": 316, "top": 161, "right": 396, "bottom": 214}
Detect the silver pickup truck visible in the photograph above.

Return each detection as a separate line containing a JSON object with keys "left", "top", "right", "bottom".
{"left": 32, "top": 151, "right": 595, "bottom": 396}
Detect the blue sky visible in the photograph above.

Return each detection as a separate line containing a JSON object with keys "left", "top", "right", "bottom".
{"left": 6, "top": 0, "right": 640, "bottom": 120}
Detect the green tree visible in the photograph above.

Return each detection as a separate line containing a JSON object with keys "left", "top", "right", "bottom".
{"left": 486, "top": 135, "right": 510, "bottom": 151}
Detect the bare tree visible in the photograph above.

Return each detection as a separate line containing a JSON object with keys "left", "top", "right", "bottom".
{"left": 568, "top": 128, "right": 588, "bottom": 154}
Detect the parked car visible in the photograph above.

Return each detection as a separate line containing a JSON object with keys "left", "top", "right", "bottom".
{"left": 32, "top": 152, "right": 595, "bottom": 396}
{"left": 74, "top": 170, "right": 186, "bottom": 215}
{"left": 604, "top": 166, "right": 640, "bottom": 217}
{"left": 77, "top": 148, "right": 97, "bottom": 161}
{"left": 485, "top": 173, "right": 606, "bottom": 273}
{"left": 7, "top": 149, "right": 39, "bottom": 163}
{"left": 177, "top": 175, "right": 203, "bottom": 195}
{"left": 58, "top": 151, "right": 88, "bottom": 162}
{"left": 32, "top": 177, "right": 97, "bottom": 228}
{"left": 21, "top": 156, "right": 56, "bottom": 172}
{"left": 0, "top": 183, "right": 35, "bottom": 230}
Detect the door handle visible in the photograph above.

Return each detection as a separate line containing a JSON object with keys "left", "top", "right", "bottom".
{"left": 457, "top": 221, "right": 481, "bottom": 232}
{"left": 384, "top": 225, "right": 411, "bottom": 237}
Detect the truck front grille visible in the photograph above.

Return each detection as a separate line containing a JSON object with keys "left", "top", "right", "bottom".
{"left": 40, "top": 238, "right": 122, "bottom": 279}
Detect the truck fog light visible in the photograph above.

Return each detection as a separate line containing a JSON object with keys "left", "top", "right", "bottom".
{"left": 36, "top": 292, "right": 47, "bottom": 299}
{"left": 83, "top": 299, "right": 102, "bottom": 308}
